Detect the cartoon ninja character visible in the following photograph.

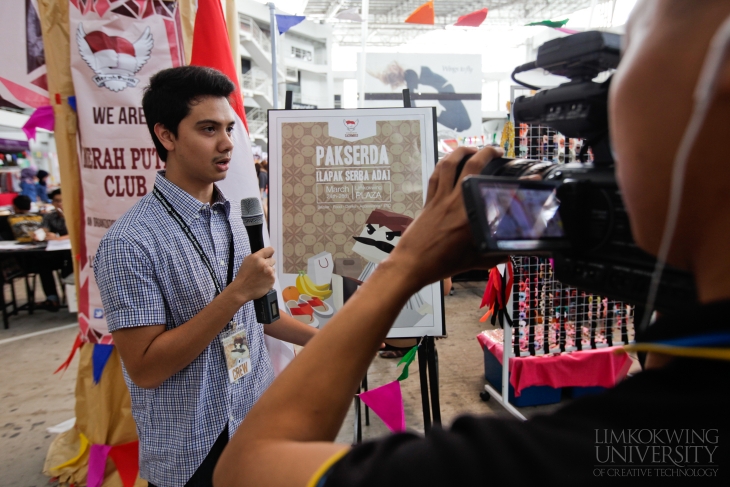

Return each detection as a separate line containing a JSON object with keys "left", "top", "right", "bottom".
{"left": 351, "top": 209, "right": 433, "bottom": 327}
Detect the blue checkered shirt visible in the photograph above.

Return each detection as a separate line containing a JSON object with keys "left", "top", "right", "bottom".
{"left": 94, "top": 171, "right": 275, "bottom": 486}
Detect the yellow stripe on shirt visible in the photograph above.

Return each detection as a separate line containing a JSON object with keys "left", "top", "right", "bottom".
{"left": 306, "top": 448, "right": 351, "bottom": 487}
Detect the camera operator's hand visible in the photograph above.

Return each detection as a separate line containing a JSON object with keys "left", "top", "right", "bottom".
{"left": 388, "top": 146, "right": 507, "bottom": 290}
{"left": 230, "top": 247, "right": 276, "bottom": 304}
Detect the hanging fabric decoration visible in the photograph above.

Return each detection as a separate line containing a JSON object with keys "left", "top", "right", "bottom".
{"left": 479, "top": 263, "right": 514, "bottom": 326}
{"left": 525, "top": 19, "right": 569, "bottom": 28}
{"left": 87, "top": 443, "right": 112, "bottom": 487}
{"left": 396, "top": 344, "right": 419, "bottom": 381}
{"left": 191, "top": 0, "right": 249, "bottom": 132}
{"left": 275, "top": 14, "right": 306, "bottom": 34}
{"left": 54, "top": 333, "right": 84, "bottom": 374}
{"left": 454, "top": 8, "right": 488, "bottom": 27}
{"left": 49, "top": 432, "right": 90, "bottom": 471}
{"left": 108, "top": 441, "right": 140, "bottom": 487}
{"left": 22, "top": 105, "right": 55, "bottom": 140}
{"left": 335, "top": 7, "right": 362, "bottom": 22}
{"left": 405, "top": 1, "right": 435, "bottom": 25}
{"left": 357, "top": 381, "right": 406, "bottom": 432}
{"left": 91, "top": 344, "right": 114, "bottom": 384}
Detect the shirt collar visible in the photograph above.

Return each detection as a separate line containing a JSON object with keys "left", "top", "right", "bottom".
{"left": 154, "top": 170, "right": 231, "bottom": 224}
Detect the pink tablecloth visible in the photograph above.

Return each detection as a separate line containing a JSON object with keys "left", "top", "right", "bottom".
{"left": 477, "top": 332, "right": 632, "bottom": 396}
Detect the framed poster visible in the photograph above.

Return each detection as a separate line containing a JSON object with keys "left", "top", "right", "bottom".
{"left": 269, "top": 107, "right": 445, "bottom": 338}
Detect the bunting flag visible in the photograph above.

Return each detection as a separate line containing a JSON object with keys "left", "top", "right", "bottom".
{"left": 108, "top": 441, "right": 140, "bottom": 487}
{"left": 92, "top": 344, "right": 114, "bottom": 384}
{"left": 454, "top": 8, "right": 488, "bottom": 27}
{"left": 554, "top": 27, "right": 580, "bottom": 35}
{"left": 396, "top": 344, "right": 419, "bottom": 382}
{"left": 22, "top": 105, "right": 55, "bottom": 140}
{"left": 526, "top": 19, "right": 569, "bottom": 28}
{"left": 335, "top": 7, "right": 362, "bottom": 22}
{"left": 67, "top": 95, "right": 77, "bottom": 112}
{"left": 87, "top": 443, "right": 112, "bottom": 487}
{"left": 405, "top": 1, "right": 435, "bottom": 25}
{"left": 479, "top": 264, "right": 514, "bottom": 323}
{"left": 190, "top": 0, "right": 249, "bottom": 132}
{"left": 358, "top": 381, "right": 406, "bottom": 432}
{"left": 54, "top": 333, "right": 84, "bottom": 375}
{"left": 275, "top": 14, "right": 306, "bottom": 34}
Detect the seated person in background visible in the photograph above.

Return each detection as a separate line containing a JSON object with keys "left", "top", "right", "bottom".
{"left": 40, "top": 189, "right": 68, "bottom": 241}
{"left": 9, "top": 195, "right": 66, "bottom": 311}
{"left": 19, "top": 168, "right": 38, "bottom": 201}
{"left": 8, "top": 195, "right": 43, "bottom": 243}
{"left": 214, "top": 2, "right": 730, "bottom": 486}
{"left": 35, "top": 170, "right": 51, "bottom": 204}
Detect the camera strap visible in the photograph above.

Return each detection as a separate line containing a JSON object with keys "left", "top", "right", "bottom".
{"left": 153, "top": 187, "right": 234, "bottom": 295}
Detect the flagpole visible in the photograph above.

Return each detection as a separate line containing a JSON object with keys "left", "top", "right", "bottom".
{"left": 358, "top": 0, "right": 368, "bottom": 108}
{"left": 269, "top": 2, "right": 279, "bottom": 109}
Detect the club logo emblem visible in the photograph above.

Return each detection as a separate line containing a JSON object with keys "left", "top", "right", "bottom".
{"left": 343, "top": 119, "right": 359, "bottom": 137}
{"left": 77, "top": 23, "right": 153, "bottom": 92}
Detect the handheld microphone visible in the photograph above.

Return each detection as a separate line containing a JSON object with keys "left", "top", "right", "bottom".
{"left": 240, "top": 197, "right": 280, "bottom": 324}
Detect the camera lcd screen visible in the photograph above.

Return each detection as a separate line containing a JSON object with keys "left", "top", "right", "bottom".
{"left": 479, "top": 181, "right": 565, "bottom": 240}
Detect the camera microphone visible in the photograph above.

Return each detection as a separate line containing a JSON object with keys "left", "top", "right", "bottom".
{"left": 240, "top": 197, "right": 280, "bottom": 324}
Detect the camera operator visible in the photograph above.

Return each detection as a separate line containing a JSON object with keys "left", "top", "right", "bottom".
{"left": 214, "top": 1, "right": 730, "bottom": 485}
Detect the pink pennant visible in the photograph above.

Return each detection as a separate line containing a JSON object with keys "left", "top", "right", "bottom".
{"left": 88, "top": 443, "right": 112, "bottom": 487}
{"left": 22, "top": 105, "right": 55, "bottom": 141}
{"left": 357, "top": 381, "right": 405, "bottom": 432}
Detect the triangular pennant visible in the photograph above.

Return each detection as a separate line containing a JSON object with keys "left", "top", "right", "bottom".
{"left": 525, "top": 19, "right": 569, "bottom": 28}
{"left": 454, "top": 8, "right": 488, "bottom": 27}
{"left": 275, "top": 14, "right": 306, "bottom": 34}
{"left": 396, "top": 344, "right": 419, "bottom": 381}
{"left": 357, "top": 381, "right": 405, "bottom": 432}
{"left": 67, "top": 96, "right": 77, "bottom": 112}
{"left": 191, "top": 0, "right": 248, "bottom": 131}
{"left": 55, "top": 333, "right": 84, "bottom": 375}
{"left": 22, "top": 105, "right": 54, "bottom": 141}
{"left": 554, "top": 27, "right": 580, "bottom": 34}
{"left": 92, "top": 344, "right": 114, "bottom": 384}
{"left": 335, "top": 7, "right": 362, "bottom": 22}
{"left": 405, "top": 1, "right": 434, "bottom": 25}
{"left": 480, "top": 267, "right": 502, "bottom": 309}
{"left": 49, "top": 432, "right": 89, "bottom": 471}
{"left": 109, "top": 441, "right": 140, "bottom": 487}
{"left": 87, "top": 443, "right": 112, "bottom": 487}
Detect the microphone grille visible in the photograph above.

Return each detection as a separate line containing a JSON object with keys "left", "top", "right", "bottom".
{"left": 240, "top": 197, "right": 264, "bottom": 226}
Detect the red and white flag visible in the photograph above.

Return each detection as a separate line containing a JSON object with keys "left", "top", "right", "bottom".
{"left": 190, "top": 0, "right": 295, "bottom": 375}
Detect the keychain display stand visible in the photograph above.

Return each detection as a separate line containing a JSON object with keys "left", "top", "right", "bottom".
{"left": 479, "top": 258, "right": 635, "bottom": 420}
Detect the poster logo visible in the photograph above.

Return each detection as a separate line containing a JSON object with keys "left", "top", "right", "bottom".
{"left": 77, "top": 24, "right": 153, "bottom": 92}
{"left": 343, "top": 119, "right": 359, "bottom": 137}
{"left": 93, "top": 308, "right": 104, "bottom": 319}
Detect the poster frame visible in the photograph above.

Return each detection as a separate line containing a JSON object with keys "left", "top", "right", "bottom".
{"left": 268, "top": 106, "right": 445, "bottom": 338}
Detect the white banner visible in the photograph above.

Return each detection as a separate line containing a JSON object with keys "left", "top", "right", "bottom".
{"left": 362, "top": 53, "right": 483, "bottom": 140}
{"left": 0, "top": 0, "right": 49, "bottom": 109}
{"left": 69, "top": 0, "right": 184, "bottom": 344}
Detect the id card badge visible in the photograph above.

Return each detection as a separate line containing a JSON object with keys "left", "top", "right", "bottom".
{"left": 220, "top": 323, "right": 252, "bottom": 383}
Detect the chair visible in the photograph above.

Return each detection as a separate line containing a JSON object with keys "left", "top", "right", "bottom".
{"left": 0, "top": 257, "right": 23, "bottom": 328}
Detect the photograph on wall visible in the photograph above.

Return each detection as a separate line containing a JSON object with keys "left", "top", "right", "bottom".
{"left": 362, "top": 53, "right": 482, "bottom": 140}
{"left": 269, "top": 107, "right": 444, "bottom": 338}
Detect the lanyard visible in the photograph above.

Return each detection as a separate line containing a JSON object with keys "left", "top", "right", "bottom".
{"left": 153, "top": 187, "right": 234, "bottom": 295}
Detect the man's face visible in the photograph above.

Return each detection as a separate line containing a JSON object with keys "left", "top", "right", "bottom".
{"left": 52, "top": 194, "right": 62, "bottom": 212}
{"left": 609, "top": 0, "right": 730, "bottom": 267}
{"left": 167, "top": 96, "right": 235, "bottom": 185}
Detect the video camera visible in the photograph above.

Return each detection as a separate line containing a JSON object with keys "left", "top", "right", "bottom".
{"left": 462, "top": 31, "right": 696, "bottom": 313}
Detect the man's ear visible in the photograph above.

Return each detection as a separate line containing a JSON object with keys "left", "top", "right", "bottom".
{"left": 154, "top": 123, "right": 176, "bottom": 153}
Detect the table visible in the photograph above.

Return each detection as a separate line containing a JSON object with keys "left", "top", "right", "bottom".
{"left": 0, "top": 241, "right": 73, "bottom": 328}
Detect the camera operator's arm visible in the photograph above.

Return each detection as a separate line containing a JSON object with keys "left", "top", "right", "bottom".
{"left": 263, "top": 313, "right": 317, "bottom": 346}
{"left": 105, "top": 246, "right": 275, "bottom": 389}
{"left": 214, "top": 147, "right": 506, "bottom": 487}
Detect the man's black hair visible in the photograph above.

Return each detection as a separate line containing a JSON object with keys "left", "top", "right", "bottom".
{"left": 49, "top": 188, "right": 61, "bottom": 200}
{"left": 142, "top": 66, "right": 235, "bottom": 162}
{"left": 13, "top": 195, "right": 31, "bottom": 211}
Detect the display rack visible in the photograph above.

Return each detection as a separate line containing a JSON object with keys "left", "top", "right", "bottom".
{"left": 482, "top": 257, "right": 635, "bottom": 420}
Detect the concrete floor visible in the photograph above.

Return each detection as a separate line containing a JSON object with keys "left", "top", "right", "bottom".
{"left": 1, "top": 281, "right": 597, "bottom": 486}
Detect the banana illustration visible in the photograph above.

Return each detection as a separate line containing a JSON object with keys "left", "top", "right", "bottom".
{"left": 296, "top": 272, "right": 333, "bottom": 299}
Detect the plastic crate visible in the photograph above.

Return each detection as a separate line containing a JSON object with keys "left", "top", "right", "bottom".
{"left": 483, "top": 346, "right": 562, "bottom": 407}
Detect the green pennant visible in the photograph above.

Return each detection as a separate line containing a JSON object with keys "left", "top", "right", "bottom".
{"left": 396, "top": 345, "right": 419, "bottom": 381}
{"left": 525, "top": 19, "right": 569, "bottom": 28}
